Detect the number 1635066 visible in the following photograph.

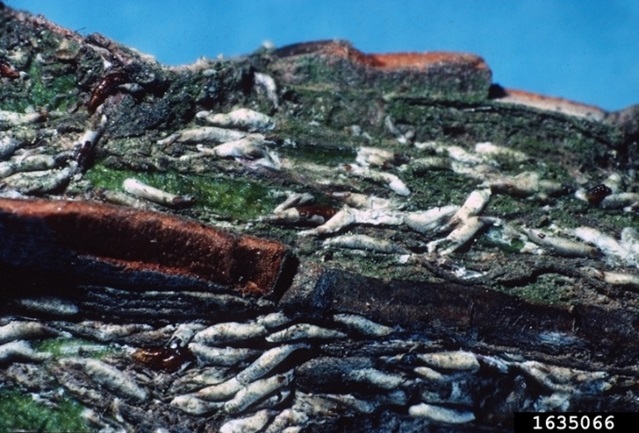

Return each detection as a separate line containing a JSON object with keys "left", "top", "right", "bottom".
{"left": 514, "top": 413, "right": 629, "bottom": 433}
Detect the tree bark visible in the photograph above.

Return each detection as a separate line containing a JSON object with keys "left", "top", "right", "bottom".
{"left": 1, "top": 4, "right": 639, "bottom": 432}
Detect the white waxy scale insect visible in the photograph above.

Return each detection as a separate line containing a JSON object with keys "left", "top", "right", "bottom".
{"left": 333, "top": 313, "right": 394, "bottom": 337}
{"left": 428, "top": 216, "right": 490, "bottom": 255}
{"left": 224, "top": 370, "right": 293, "bottom": 414}
{"left": 424, "top": 190, "right": 493, "bottom": 254}
{"left": 523, "top": 228, "right": 597, "bottom": 258}
{"left": 602, "top": 173, "right": 623, "bottom": 193}
{"left": 621, "top": 227, "right": 639, "bottom": 255}
{"left": 474, "top": 142, "right": 528, "bottom": 162}
{"left": 196, "top": 377, "right": 242, "bottom": 401}
{"left": 74, "top": 114, "right": 107, "bottom": 149}
{"left": 349, "top": 208, "right": 406, "bottom": 227}
{"left": 98, "top": 189, "right": 159, "bottom": 209}
{"left": 453, "top": 188, "right": 491, "bottom": 221}
{"left": 0, "top": 110, "right": 44, "bottom": 125}
{"left": 0, "top": 340, "right": 51, "bottom": 363}
{"left": 261, "top": 207, "right": 327, "bottom": 226}
{"left": 298, "top": 207, "right": 355, "bottom": 236}
{"left": 61, "top": 357, "right": 147, "bottom": 402}
{"left": 273, "top": 192, "right": 315, "bottom": 213}
{"left": 3, "top": 166, "right": 73, "bottom": 195}
{"left": 236, "top": 343, "right": 309, "bottom": 385}
{"left": 207, "top": 135, "right": 270, "bottom": 159}
{"left": 477, "top": 354, "right": 511, "bottom": 374}
{"left": 404, "top": 205, "right": 460, "bottom": 235}
{"left": 330, "top": 191, "right": 395, "bottom": 211}
{"left": 253, "top": 72, "right": 279, "bottom": 108}
{"left": 355, "top": 146, "right": 395, "bottom": 168}
{"left": 484, "top": 171, "right": 565, "bottom": 198}
{"left": 15, "top": 297, "right": 79, "bottom": 316}
{"left": 323, "top": 234, "right": 407, "bottom": 254}
{"left": 68, "top": 321, "right": 153, "bottom": 342}
{"left": 408, "top": 402, "right": 475, "bottom": 423}
{"left": 123, "top": 178, "right": 194, "bottom": 208}
{"left": 517, "top": 361, "right": 608, "bottom": 394}
{"left": 441, "top": 145, "right": 486, "bottom": 165}
{"left": 0, "top": 154, "right": 60, "bottom": 178}
{"left": 157, "top": 126, "right": 246, "bottom": 146}
{"left": 196, "top": 136, "right": 281, "bottom": 170}
{"left": 342, "top": 164, "right": 410, "bottom": 196}
{"left": 188, "top": 343, "right": 260, "bottom": 367}
{"left": 413, "top": 366, "right": 448, "bottom": 382}
{"left": 265, "top": 323, "right": 347, "bottom": 343}
{"left": 417, "top": 351, "right": 480, "bottom": 372}
{"left": 348, "top": 368, "right": 405, "bottom": 390}
{"left": 0, "top": 321, "right": 58, "bottom": 344}
{"left": 169, "top": 323, "right": 206, "bottom": 348}
{"left": 600, "top": 192, "right": 639, "bottom": 209}
{"left": 0, "top": 135, "right": 21, "bottom": 158}
{"left": 193, "top": 322, "right": 268, "bottom": 345}
{"left": 170, "top": 394, "right": 224, "bottom": 415}
{"left": 263, "top": 408, "right": 309, "bottom": 433}
{"left": 169, "top": 366, "right": 232, "bottom": 394}
{"left": 450, "top": 161, "right": 499, "bottom": 181}
{"left": 219, "top": 409, "right": 273, "bottom": 433}
{"left": 196, "top": 108, "right": 275, "bottom": 132}
{"left": 571, "top": 227, "right": 630, "bottom": 263}
{"left": 255, "top": 311, "right": 292, "bottom": 329}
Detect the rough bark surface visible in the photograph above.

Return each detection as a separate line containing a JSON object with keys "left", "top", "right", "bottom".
{"left": 1, "top": 4, "right": 639, "bottom": 432}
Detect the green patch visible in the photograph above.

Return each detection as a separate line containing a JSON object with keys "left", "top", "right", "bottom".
{"left": 488, "top": 194, "right": 540, "bottom": 219}
{"left": 280, "top": 143, "right": 356, "bottom": 166}
{"left": 277, "top": 118, "right": 360, "bottom": 164}
{"left": 406, "top": 170, "right": 477, "bottom": 210}
{"left": 487, "top": 153, "right": 529, "bottom": 174}
{"left": 85, "top": 165, "right": 276, "bottom": 220}
{"left": 584, "top": 207, "right": 639, "bottom": 232}
{"left": 35, "top": 337, "right": 114, "bottom": 359}
{"left": 322, "top": 248, "right": 405, "bottom": 281}
{"left": 500, "top": 273, "right": 576, "bottom": 306}
{"left": 26, "top": 63, "right": 77, "bottom": 111}
{"left": 0, "top": 390, "right": 92, "bottom": 433}
{"left": 480, "top": 225, "right": 526, "bottom": 254}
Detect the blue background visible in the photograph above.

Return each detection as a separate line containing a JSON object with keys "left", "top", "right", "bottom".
{"left": 7, "top": 0, "right": 639, "bottom": 111}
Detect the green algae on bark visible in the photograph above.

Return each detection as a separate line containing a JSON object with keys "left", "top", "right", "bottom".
{"left": 0, "top": 390, "right": 91, "bottom": 433}
{"left": 35, "top": 337, "right": 115, "bottom": 359}
{"left": 85, "top": 164, "right": 277, "bottom": 220}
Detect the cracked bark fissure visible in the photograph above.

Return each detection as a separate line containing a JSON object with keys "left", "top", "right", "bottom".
{"left": 1, "top": 4, "right": 639, "bottom": 433}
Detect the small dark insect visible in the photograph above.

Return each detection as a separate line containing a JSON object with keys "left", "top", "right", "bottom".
{"left": 295, "top": 204, "right": 339, "bottom": 225}
{"left": 132, "top": 345, "right": 195, "bottom": 372}
{"left": 87, "top": 71, "right": 129, "bottom": 113}
{"left": 0, "top": 60, "right": 20, "bottom": 79}
{"left": 74, "top": 140, "right": 94, "bottom": 172}
{"left": 585, "top": 184, "right": 612, "bottom": 206}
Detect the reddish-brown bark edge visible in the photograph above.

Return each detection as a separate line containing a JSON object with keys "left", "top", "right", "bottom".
{"left": 0, "top": 198, "right": 292, "bottom": 297}
{"left": 275, "top": 39, "right": 490, "bottom": 72}
{"left": 273, "top": 40, "right": 633, "bottom": 124}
